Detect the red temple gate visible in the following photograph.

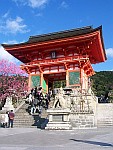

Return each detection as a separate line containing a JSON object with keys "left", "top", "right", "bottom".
{"left": 2, "top": 26, "right": 106, "bottom": 93}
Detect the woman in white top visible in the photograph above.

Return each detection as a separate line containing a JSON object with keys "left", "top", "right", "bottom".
{"left": 29, "top": 93, "right": 33, "bottom": 104}
{"left": 4, "top": 112, "right": 9, "bottom": 128}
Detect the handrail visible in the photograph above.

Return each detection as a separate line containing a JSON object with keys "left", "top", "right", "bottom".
{"left": 14, "top": 99, "right": 25, "bottom": 113}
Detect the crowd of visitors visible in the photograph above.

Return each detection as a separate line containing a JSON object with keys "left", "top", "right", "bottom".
{"left": 0, "top": 86, "right": 52, "bottom": 128}
{"left": 28, "top": 86, "right": 51, "bottom": 115}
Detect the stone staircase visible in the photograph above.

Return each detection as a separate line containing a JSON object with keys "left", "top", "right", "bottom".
{"left": 97, "top": 118, "right": 113, "bottom": 127}
{"left": 13, "top": 102, "right": 49, "bottom": 128}
{"left": 97, "top": 103, "right": 113, "bottom": 127}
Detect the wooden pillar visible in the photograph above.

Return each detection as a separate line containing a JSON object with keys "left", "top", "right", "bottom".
{"left": 28, "top": 74, "right": 31, "bottom": 92}
{"left": 80, "top": 67, "right": 82, "bottom": 89}
{"left": 40, "top": 72, "right": 43, "bottom": 87}
{"left": 46, "top": 79, "right": 48, "bottom": 93}
{"left": 66, "top": 70, "right": 69, "bottom": 87}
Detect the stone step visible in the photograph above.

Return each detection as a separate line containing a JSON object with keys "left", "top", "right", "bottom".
{"left": 15, "top": 113, "right": 30, "bottom": 116}
{"left": 14, "top": 105, "right": 35, "bottom": 127}
{"left": 98, "top": 120, "right": 113, "bottom": 123}
{"left": 14, "top": 120, "right": 34, "bottom": 123}
{"left": 98, "top": 122, "right": 113, "bottom": 126}
{"left": 14, "top": 118, "right": 34, "bottom": 120}
{"left": 14, "top": 120, "right": 34, "bottom": 124}
{"left": 14, "top": 115, "right": 33, "bottom": 118}
{"left": 98, "top": 123, "right": 113, "bottom": 126}
{"left": 17, "top": 108, "right": 29, "bottom": 111}
{"left": 98, "top": 124, "right": 113, "bottom": 126}
{"left": 14, "top": 119, "right": 34, "bottom": 122}
{"left": 15, "top": 113, "right": 31, "bottom": 116}
{"left": 97, "top": 120, "right": 113, "bottom": 127}
{"left": 13, "top": 102, "right": 49, "bottom": 128}
{"left": 14, "top": 122, "right": 34, "bottom": 125}
{"left": 15, "top": 116, "right": 31, "bottom": 118}
{"left": 17, "top": 109, "right": 39, "bottom": 113}
{"left": 18, "top": 107, "right": 29, "bottom": 109}
{"left": 14, "top": 125, "right": 36, "bottom": 128}
{"left": 97, "top": 123, "right": 113, "bottom": 125}
{"left": 14, "top": 117, "right": 34, "bottom": 119}
{"left": 14, "top": 118, "right": 34, "bottom": 121}
{"left": 13, "top": 121, "right": 35, "bottom": 125}
{"left": 18, "top": 108, "right": 29, "bottom": 110}
{"left": 14, "top": 116, "right": 34, "bottom": 120}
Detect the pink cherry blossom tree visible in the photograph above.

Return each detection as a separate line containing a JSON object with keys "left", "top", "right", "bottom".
{"left": 0, "top": 59, "right": 28, "bottom": 107}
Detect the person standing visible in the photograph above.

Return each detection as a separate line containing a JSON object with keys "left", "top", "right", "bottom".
{"left": 45, "top": 93, "right": 49, "bottom": 109}
{"left": 4, "top": 111, "right": 9, "bottom": 128}
{"left": 8, "top": 110, "right": 15, "bottom": 128}
{"left": 28, "top": 93, "right": 33, "bottom": 104}
{"left": 30, "top": 99, "right": 36, "bottom": 115}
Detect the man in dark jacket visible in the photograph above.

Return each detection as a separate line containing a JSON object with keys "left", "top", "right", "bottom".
{"left": 8, "top": 110, "right": 15, "bottom": 128}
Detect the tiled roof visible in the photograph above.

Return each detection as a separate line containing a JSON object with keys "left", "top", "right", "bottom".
{"left": 28, "top": 26, "right": 93, "bottom": 43}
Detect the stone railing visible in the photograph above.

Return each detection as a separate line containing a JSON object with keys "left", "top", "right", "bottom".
{"left": 70, "top": 87, "right": 97, "bottom": 114}
{"left": 14, "top": 100, "right": 25, "bottom": 113}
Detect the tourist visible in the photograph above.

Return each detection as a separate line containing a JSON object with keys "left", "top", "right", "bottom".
{"left": 8, "top": 110, "right": 15, "bottom": 128}
{"left": 28, "top": 93, "right": 33, "bottom": 104}
{"left": 30, "top": 99, "right": 36, "bottom": 115}
{"left": 30, "top": 88, "right": 34, "bottom": 95}
{"left": 48, "top": 87, "right": 52, "bottom": 98}
{"left": 34, "top": 86, "right": 38, "bottom": 98}
{"left": 36, "top": 86, "right": 43, "bottom": 112}
{"left": 45, "top": 93, "right": 49, "bottom": 109}
{"left": 38, "top": 86, "right": 42, "bottom": 95}
{"left": 0, "top": 114, "right": 5, "bottom": 128}
{"left": 4, "top": 111, "right": 9, "bottom": 128}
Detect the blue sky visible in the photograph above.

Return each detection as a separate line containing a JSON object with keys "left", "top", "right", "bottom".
{"left": 0, "top": 0, "right": 113, "bottom": 71}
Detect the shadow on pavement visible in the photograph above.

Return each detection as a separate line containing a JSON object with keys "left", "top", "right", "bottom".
{"left": 70, "top": 139, "right": 113, "bottom": 147}
{"left": 32, "top": 114, "right": 48, "bottom": 129}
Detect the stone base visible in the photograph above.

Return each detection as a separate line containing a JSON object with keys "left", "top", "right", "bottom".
{"left": 2, "top": 97, "right": 15, "bottom": 112}
{"left": 70, "top": 113, "right": 96, "bottom": 129}
{"left": 46, "top": 122, "right": 72, "bottom": 130}
{"left": 45, "top": 108, "right": 72, "bottom": 130}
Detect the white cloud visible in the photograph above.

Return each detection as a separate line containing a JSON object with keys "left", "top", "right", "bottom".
{"left": 28, "top": 0, "right": 48, "bottom": 8}
{"left": 2, "top": 11, "right": 10, "bottom": 18}
{"left": 6, "top": 17, "right": 29, "bottom": 34}
{"left": 3, "top": 40, "right": 19, "bottom": 44}
{"left": 35, "top": 12, "right": 43, "bottom": 17}
{"left": 0, "top": 16, "right": 29, "bottom": 34}
{"left": 12, "top": 0, "right": 48, "bottom": 8}
{"left": 0, "top": 40, "right": 23, "bottom": 65}
{"left": 0, "top": 46, "right": 21, "bottom": 65}
{"left": 106, "top": 48, "right": 113, "bottom": 57}
{"left": 60, "top": 1, "right": 68, "bottom": 9}
{"left": 0, "top": 40, "right": 26, "bottom": 65}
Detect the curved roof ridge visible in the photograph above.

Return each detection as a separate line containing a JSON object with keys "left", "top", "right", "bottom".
{"left": 29, "top": 25, "right": 93, "bottom": 39}
{"left": 28, "top": 26, "right": 94, "bottom": 42}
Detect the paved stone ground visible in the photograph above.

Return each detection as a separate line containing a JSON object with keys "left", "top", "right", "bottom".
{"left": 0, "top": 127, "right": 113, "bottom": 150}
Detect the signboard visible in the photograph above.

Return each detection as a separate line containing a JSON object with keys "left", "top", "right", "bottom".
{"left": 31, "top": 75, "right": 40, "bottom": 88}
{"left": 43, "top": 78, "right": 47, "bottom": 93}
{"left": 53, "top": 115, "right": 63, "bottom": 122}
{"left": 69, "top": 71, "right": 80, "bottom": 85}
